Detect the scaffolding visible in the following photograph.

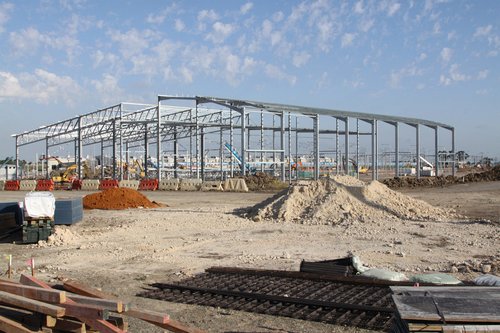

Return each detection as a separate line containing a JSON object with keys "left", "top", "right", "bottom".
{"left": 12, "top": 95, "right": 455, "bottom": 181}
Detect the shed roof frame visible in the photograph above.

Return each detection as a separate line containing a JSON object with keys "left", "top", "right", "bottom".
{"left": 13, "top": 95, "right": 455, "bottom": 181}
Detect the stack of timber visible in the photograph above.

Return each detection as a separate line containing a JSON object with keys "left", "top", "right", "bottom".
{"left": 390, "top": 286, "right": 500, "bottom": 333}
{"left": 0, "top": 274, "right": 205, "bottom": 333}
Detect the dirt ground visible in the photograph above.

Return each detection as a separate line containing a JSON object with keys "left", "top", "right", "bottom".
{"left": 0, "top": 181, "right": 499, "bottom": 333}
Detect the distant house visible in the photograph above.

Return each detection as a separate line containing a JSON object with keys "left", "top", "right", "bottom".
{"left": 0, "top": 164, "right": 17, "bottom": 180}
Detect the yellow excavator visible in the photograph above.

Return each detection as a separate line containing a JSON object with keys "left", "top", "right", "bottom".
{"left": 51, "top": 163, "right": 90, "bottom": 182}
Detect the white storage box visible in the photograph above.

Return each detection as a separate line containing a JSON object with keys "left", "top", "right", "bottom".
{"left": 24, "top": 192, "right": 56, "bottom": 219}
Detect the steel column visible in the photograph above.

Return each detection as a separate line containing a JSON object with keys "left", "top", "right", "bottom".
{"left": 345, "top": 117, "right": 349, "bottom": 175}
{"left": 144, "top": 124, "right": 148, "bottom": 178}
{"left": 434, "top": 127, "right": 439, "bottom": 176}
{"left": 371, "top": 120, "right": 375, "bottom": 180}
{"left": 335, "top": 118, "right": 339, "bottom": 175}
{"left": 295, "top": 117, "right": 299, "bottom": 180}
{"left": 241, "top": 108, "right": 246, "bottom": 176}
{"left": 356, "top": 119, "right": 359, "bottom": 178}
{"left": 125, "top": 142, "right": 129, "bottom": 180}
{"left": 77, "top": 117, "right": 82, "bottom": 179}
{"left": 45, "top": 137, "right": 49, "bottom": 179}
{"left": 100, "top": 138, "right": 104, "bottom": 179}
{"left": 200, "top": 127, "right": 205, "bottom": 181}
{"left": 156, "top": 105, "right": 161, "bottom": 181}
{"left": 288, "top": 113, "right": 292, "bottom": 183}
{"left": 219, "top": 118, "right": 223, "bottom": 179}
{"left": 112, "top": 119, "right": 116, "bottom": 180}
{"left": 195, "top": 101, "right": 199, "bottom": 179}
{"left": 260, "top": 110, "right": 264, "bottom": 173}
{"left": 272, "top": 115, "right": 276, "bottom": 176}
{"left": 280, "top": 112, "right": 285, "bottom": 181}
{"left": 314, "top": 115, "right": 320, "bottom": 180}
{"left": 14, "top": 136, "right": 19, "bottom": 180}
{"left": 395, "top": 122, "right": 400, "bottom": 177}
{"left": 173, "top": 127, "right": 178, "bottom": 179}
{"left": 375, "top": 120, "right": 378, "bottom": 180}
{"left": 230, "top": 109, "right": 234, "bottom": 177}
{"left": 416, "top": 124, "right": 420, "bottom": 179}
{"left": 451, "top": 128, "right": 456, "bottom": 176}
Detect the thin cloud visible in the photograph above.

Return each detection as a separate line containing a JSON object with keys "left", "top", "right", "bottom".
{"left": 174, "top": 19, "right": 185, "bottom": 32}
{"left": 387, "top": 2, "right": 401, "bottom": 16}
{"left": 341, "top": 33, "right": 356, "bottom": 48}
{"left": 240, "top": 2, "right": 253, "bottom": 15}
{"left": 440, "top": 47, "right": 452, "bottom": 63}
{"left": 292, "top": 51, "right": 311, "bottom": 68}
{"left": 476, "top": 69, "right": 489, "bottom": 80}
{"left": 206, "top": 21, "right": 235, "bottom": 44}
{"left": 0, "top": 2, "right": 14, "bottom": 33}
{"left": 264, "top": 64, "right": 296, "bottom": 85}
{"left": 473, "top": 25, "right": 492, "bottom": 38}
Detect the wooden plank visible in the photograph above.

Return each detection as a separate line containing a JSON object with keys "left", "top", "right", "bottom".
{"left": 67, "top": 294, "right": 126, "bottom": 313}
{"left": 0, "top": 290, "right": 65, "bottom": 317}
{"left": 124, "top": 308, "right": 169, "bottom": 324}
{"left": 63, "top": 278, "right": 205, "bottom": 333}
{"left": 0, "top": 314, "right": 39, "bottom": 333}
{"left": 60, "top": 302, "right": 109, "bottom": 320}
{"left": 391, "top": 286, "right": 500, "bottom": 299}
{"left": 44, "top": 315, "right": 57, "bottom": 328}
{"left": 145, "top": 318, "right": 207, "bottom": 333}
{"left": 0, "top": 282, "right": 66, "bottom": 304}
{"left": 21, "top": 274, "right": 126, "bottom": 313}
{"left": 443, "top": 325, "right": 500, "bottom": 333}
{"left": 392, "top": 295, "right": 500, "bottom": 322}
{"left": 107, "top": 315, "right": 127, "bottom": 331}
{"left": 23, "top": 276, "right": 124, "bottom": 333}
{"left": 0, "top": 304, "right": 47, "bottom": 330}
{"left": 63, "top": 280, "right": 119, "bottom": 300}
{"left": 53, "top": 317, "right": 87, "bottom": 333}
{"left": 20, "top": 274, "right": 52, "bottom": 289}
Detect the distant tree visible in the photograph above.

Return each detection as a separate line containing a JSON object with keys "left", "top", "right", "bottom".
{"left": 455, "top": 150, "right": 469, "bottom": 162}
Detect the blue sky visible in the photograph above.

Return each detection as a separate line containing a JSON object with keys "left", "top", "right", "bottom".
{"left": 0, "top": 0, "right": 499, "bottom": 160}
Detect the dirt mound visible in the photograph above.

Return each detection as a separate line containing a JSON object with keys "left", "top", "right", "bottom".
{"left": 83, "top": 188, "right": 160, "bottom": 210}
{"left": 382, "top": 165, "right": 500, "bottom": 188}
{"left": 244, "top": 172, "right": 288, "bottom": 191}
{"left": 246, "top": 177, "right": 454, "bottom": 225}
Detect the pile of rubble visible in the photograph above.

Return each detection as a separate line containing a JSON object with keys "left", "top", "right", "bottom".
{"left": 448, "top": 255, "right": 499, "bottom": 274}
{"left": 383, "top": 165, "right": 500, "bottom": 188}
{"left": 243, "top": 172, "right": 288, "bottom": 191}
{"left": 246, "top": 175, "right": 455, "bottom": 225}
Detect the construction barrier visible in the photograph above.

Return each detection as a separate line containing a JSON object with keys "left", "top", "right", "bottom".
{"left": 179, "top": 178, "right": 202, "bottom": 191}
{"left": 223, "top": 179, "right": 249, "bottom": 192}
{"left": 19, "top": 180, "right": 37, "bottom": 191}
{"left": 119, "top": 180, "right": 140, "bottom": 190}
{"left": 4, "top": 180, "right": 20, "bottom": 191}
{"left": 138, "top": 179, "right": 158, "bottom": 191}
{"left": 72, "top": 179, "right": 82, "bottom": 190}
{"left": 0, "top": 180, "right": 5, "bottom": 191}
{"left": 81, "top": 179, "right": 100, "bottom": 191}
{"left": 99, "top": 179, "right": 119, "bottom": 190}
{"left": 158, "top": 179, "right": 179, "bottom": 191}
{"left": 35, "top": 179, "right": 54, "bottom": 191}
{"left": 201, "top": 181, "right": 224, "bottom": 192}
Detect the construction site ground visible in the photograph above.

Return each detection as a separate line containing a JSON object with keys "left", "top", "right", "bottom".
{"left": 0, "top": 180, "right": 499, "bottom": 333}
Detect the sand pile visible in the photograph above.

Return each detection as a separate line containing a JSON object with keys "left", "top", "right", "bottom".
{"left": 36, "top": 227, "right": 80, "bottom": 247}
{"left": 248, "top": 175, "right": 454, "bottom": 225}
{"left": 83, "top": 188, "right": 160, "bottom": 210}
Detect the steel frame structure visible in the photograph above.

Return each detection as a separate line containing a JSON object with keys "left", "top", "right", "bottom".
{"left": 13, "top": 95, "right": 455, "bottom": 181}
